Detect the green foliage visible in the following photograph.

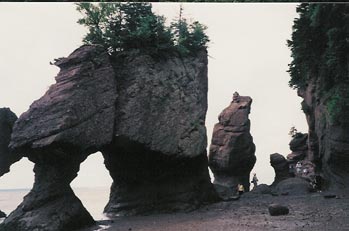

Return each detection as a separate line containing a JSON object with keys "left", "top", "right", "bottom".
{"left": 76, "top": 3, "right": 209, "bottom": 57}
{"left": 287, "top": 4, "right": 349, "bottom": 91}
{"left": 326, "top": 86, "right": 349, "bottom": 125}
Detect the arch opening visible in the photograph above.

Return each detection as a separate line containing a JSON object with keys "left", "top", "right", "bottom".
{"left": 71, "top": 151, "right": 112, "bottom": 221}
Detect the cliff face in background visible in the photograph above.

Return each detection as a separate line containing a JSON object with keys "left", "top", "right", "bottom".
{"left": 0, "top": 108, "right": 19, "bottom": 177}
{"left": 288, "top": 4, "right": 349, "bottom": 191}
{"left": 209, "top": 95, "right": 256, "bottom": 200}
{"left": 298, "top": 81, "right": 349, "bottom": 190}
{"left": 0, "top": 45, "right": 216, "bottom": 231}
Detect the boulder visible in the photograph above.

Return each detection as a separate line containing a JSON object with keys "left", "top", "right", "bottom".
{"left": 270, "top": 153, "right": 290, "bottom": 186}
{"left": 0, "top": 108, "right": 19, "bottom": 177}
{"left": 250, "top": 184, "right": 272, "bottom": 195}
{"left": 268, "top": 204, "right": 289, "bottom": 216}
{"left": 275, "top": 177, "right": 311, "bottom": 196}
{"left": 0, "top": 210, "right": 6, "bottom": 218}
{"left": 209, "top": 94, "right": 256, "bottom": 199}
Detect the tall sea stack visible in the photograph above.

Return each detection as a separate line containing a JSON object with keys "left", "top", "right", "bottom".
{"left": 209, "top": 94, "right": 256, "bottom": 200}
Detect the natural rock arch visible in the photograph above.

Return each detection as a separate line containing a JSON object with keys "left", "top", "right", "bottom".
{"left": 0, "top": 45, "right": 217, "bottom": 231}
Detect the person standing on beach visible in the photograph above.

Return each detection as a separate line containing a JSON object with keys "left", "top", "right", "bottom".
{"left": 251, "top": 173, "right": 259, "bottom": 189}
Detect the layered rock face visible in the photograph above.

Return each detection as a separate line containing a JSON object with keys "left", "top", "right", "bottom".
{"left": 209, "top": 95, "right": 256, "bottom": 199}
{"left": 0, "top": 108, "right": 19, "bottom": 177}
{"left": 298, "top": 82, "right": 349, "bottom": 191}
{"left": 1, "top": 45, "right": 216, "bottom": 230}
{"left": 1, "top": 45, "right": 113, "bottom": 231}
{"left": 270, "top": 153, "right": 290, "bottom": 186}
{"left": 287, "top": 4, "right": 349, "bottom": 192}
{"left": 103, "top": 49, "right": 216, "bottom": 215}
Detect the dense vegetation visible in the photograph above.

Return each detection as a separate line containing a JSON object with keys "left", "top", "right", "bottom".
{"left": 287, "top": 4, "right": 349, "bottom": 90}
{"left": 76, "top": 3, "right": 209, "bottom": 57}
{"left": 288, "top": 4, "right": 349, "bottom": 124}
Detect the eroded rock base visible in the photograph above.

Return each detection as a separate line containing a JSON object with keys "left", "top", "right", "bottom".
{"left": 103, "top": 140, "right": 217, "bottom": 216}
{"left": 0, "top": 151, "right": 94, "bottom": 231}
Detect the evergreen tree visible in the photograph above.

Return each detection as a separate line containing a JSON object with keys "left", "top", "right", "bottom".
{"left": 76, "top": 3, "right": 209, "bottom": 57}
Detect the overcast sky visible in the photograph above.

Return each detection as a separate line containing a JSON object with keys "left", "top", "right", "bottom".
{"left": 0, "top": 3, "right": 307, "bottom": 190}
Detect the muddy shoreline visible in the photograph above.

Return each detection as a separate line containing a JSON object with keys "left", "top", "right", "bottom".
{"left": 81, "top": 192, "right": 349, "bottom": 231}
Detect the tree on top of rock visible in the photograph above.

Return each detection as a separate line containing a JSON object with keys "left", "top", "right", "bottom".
{"left": 76, "top": 3, "right": 209, "bottom": 56}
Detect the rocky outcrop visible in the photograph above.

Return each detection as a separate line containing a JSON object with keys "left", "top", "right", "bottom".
{"left": 270, "top": 153, "right": 290, "bottom": 186}
{"left": 2, "top": 45, "right": 216, "bottom": 230}
{"left": 248, "top": 184, "right": 272, "bottom": 195}
{"left": 103, "top": 49, "right": 216, "bottom": 215}
{"left": 10, "top": 45, "right": 117, "bottom": 151}
{"left": 287, "top": 133, "right": 308, "bottom": 163}
{"left": 287, "top": 4, "right": 349, "bottom": 192}
{"left": 209, "top": 94, "right": 256, "bottom": 200}
{"left": 0, "top": 108, "right": 19, "bottom": 177}
{"left": 2, "top": 45, "right": 115, "bottom": 230}
{"left": 298, "top": 81, "right": 349, "bottom": 191}
{"left": 0, "top": 210, "right": 6, "bottom": 218}
{"left": 275, "top": 178, "right": 311, "bottom": 196}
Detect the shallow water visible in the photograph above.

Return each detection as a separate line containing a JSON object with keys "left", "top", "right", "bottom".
{"left": 0, "top": 187, "right": 110, "bottom": 223}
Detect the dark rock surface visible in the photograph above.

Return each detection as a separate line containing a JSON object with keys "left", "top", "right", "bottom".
{"left": 2, "top": 45, "right": 216, "bottom": 229}
{"left": 268, "top": 204, "right": 289, "bottom": 216}
{"left": 209, "top": 94, "right": 256, "bottom": 200}
{"left": 2, "top": 45, "right": 113, "bottom": 230}
{"left": 0, "top": 210, "right": 6, "bottom": 218}
{"left": 110, "top": 49, "right": 208, "bottom": 158}
{"left": 0, "top": 108, "right": 19, "bottom": 177}
{"left": 270, "top": 153, "right": 290, "bottom": 186}
{"left": 10, "top": 45, "right": 117, "bottom": 151}
{"left": 249, "top": 184, "right": 272, "bottom": 195}
{"left": 103, "top": 49, "right": 216, "bottom": 215}
{"left": 0, "top": 153, "right": 95, "bottom": 231}
{"left": 298, "top": 79, "right": 349, "bottom": 191}
{"left": 287, "top": 133, "right": 308, "bottom": 162}
{"left": 275, "top": 178, "right": 311, "bottom": 196}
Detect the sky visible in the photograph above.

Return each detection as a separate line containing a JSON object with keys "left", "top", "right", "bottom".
{"left": 0, "top": 3, "right": 308, "bottom": 190}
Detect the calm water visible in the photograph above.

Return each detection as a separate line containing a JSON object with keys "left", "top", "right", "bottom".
{"left": 0, "top": 187, "right": 111, "bottom": 224}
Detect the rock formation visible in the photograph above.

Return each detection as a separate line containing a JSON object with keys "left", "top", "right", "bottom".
{"left": 270, "top": 153, "right": 290, "bottom": 186}
{"left": 0, "top": 108, "right": 20, "bottom": 177}
{"left": 103, "top": 49, "right": 216, "bottom": 216}
{"left": 298, "top": 83, "right": 349, "bottom": 191}
{"left": 209, "top": 94, "right": 256, "bottom": 200}
{"left": 287, "top": 133, "right": 308, "bottom": 163}
{"left": 287, "top": 4, "right": 349, "bottom": 191}
{"left": 1, "top": 45, "right": 216, "bottom": 230}
{"left": 274, "top": 177, "right": 311, "bottom": 196}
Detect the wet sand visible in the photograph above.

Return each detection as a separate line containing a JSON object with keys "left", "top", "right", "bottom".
{"left": 82, "top": 192, "right": 349, "bottom": 231}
